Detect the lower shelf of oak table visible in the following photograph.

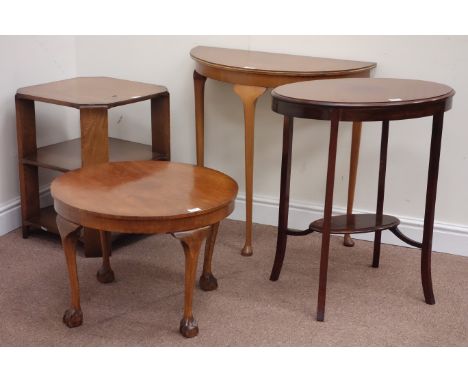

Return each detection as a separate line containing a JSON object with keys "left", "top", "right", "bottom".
{"left": 25, "top": 205, "right": 59, "bottom": 234}
{"left": 310, "top": 213, "right": 400, "bottom": 234}
{"left": 22, "top": 137, "right": 165, "bottom": 172}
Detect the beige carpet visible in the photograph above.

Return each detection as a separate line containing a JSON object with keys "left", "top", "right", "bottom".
{"left": 0, "top": 219, "right": 467, "bottom": 346}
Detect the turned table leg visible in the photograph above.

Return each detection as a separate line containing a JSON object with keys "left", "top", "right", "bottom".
{"left": 199, "top": 222, "right": 220, "bottom": 291}
{"left": 173, "top": 227, "right": 210, "bottom": 338}
{"left": 317, "top": 113, "right": 339, "bottom": 322}
{"left": 96, "top": 230, "right": 115, "bottom": 284}
{"left": 194, "top": 70, "right": 207, "bottom": 167}
{"left": 233, "top": 84, "right": 267, "bottom": 257}
{"left": 57, "top": 215, "right": 83, "bottom": 328}
{"left": 270, "top": 116, "right": 294, "bottom": 281}
{"left": 421, "top": 111, "right": 444, "bottom": 305}
{"left": 80, "top": 107, "right": 109, "bottom": 258}
{"left": 343, "top": 121, "right": 362, "bottom": 247}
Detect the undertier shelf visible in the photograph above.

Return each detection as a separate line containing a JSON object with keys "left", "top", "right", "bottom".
{"left": 310, "top": 213, "right": 400, "bottom": 234}
{"left": 25, "top": 205, "right": 59, "bottom": 234}
{"left": 22, "top": 137, "right": 163, "bottom": 172}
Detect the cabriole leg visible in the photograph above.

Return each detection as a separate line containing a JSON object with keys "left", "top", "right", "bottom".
{"left": 344, "top": 121, "right": 362, "bottom": 247}
{"left": 199, "top": 222, "right": 220, "bottom": 291}
{"left": 173, "top": 227, "right": 210, "bottom": 338}
{"left": 57, "top": 215, "right": 83, "bottom": 328}
{"left": 233, "top": 84, "right": 267, "bottom": 257}
{"left": 96, "top": 230, "right": 115, "bottom": 284}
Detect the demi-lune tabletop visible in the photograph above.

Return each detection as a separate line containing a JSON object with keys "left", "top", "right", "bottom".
{"left": 272, "top": 78, "right": 455, "bottom": 120}
{"left": 52, "top": 161, "right": 238, "bottom": 233}
{"left": 191, "top": 46, "right": 376, "bottom": 81}
{"left": 16, "top": 76, "right": 168, "bottom": 109}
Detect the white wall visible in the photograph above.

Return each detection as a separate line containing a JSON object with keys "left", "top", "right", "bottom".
{"left": 0, "top": 36, "right": 79, "bottom": 233}
{"left": 1, "top": 36, "right": 468, "bottom": 255}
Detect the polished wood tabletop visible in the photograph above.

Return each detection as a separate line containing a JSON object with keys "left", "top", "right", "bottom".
{"left": 53, "top": 161, "right": 238, "bottom": 338}
{"left": 16, "top": 76, "right": 168, "bottom": 108}
{"left": 191, "top": 46, "right": 377, "bottom": 256}
{"left": 272, "top": 78, "right": 454, "bottom": 121}
{"left": 191, "top": 46, "right": 376, "bottom": 77}
{"left": 273, "top": 78, "right": 455, "bottom": 107}
{"left": 52, "top": 161, "right": 238, "bottom": 233}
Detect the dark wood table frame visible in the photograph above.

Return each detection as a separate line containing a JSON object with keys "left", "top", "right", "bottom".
{"left": 269, "top": 78, "right": 455, "bottom": 321}
{"left": 191, "top": 46, "right": 376, "bottom": 256}
{"left": 15, "top": 77, "right": 170, "bottom": 257}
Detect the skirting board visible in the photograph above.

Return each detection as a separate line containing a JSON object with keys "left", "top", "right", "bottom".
{"left": 1, "top": 189, "right": 467, "bottom": 257}
{"left": 0, "top": 186, "right": 53, "bottom": 236}
{"left": 229, "top": 193, "right": 468, "bottom": 257}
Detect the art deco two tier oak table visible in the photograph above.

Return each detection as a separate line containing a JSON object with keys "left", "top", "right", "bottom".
{"left": 269, "top": 78, "right": 454, "bottom": 321}
{"left": 51, "top": 161, "right": 238, "bottom": 338}
{"left": 16, "top": 77, "right": 170, "bottom": 257}
{"left": 191, "top": 46, "right": 376, "bottom": 256}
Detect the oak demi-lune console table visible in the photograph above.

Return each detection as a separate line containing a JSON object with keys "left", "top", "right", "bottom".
{"left": 269, "top": 78, "right": 454, "bottom": 321}
{"left": 191, "top": 46, "right": 376, "bottom": 256}
{"left": 15, "top": 77, "right": 170, "bottom": 257}
{"left": 52, "top": 161, "right": 238, "bottom": 338}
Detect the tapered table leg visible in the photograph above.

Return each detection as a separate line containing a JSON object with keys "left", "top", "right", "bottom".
{"left": 421, "top": 111, "right": 444, "bottom": 305}
{"left": 233, "top": 84, "right": 267, "bottom": 257}
{"left": 96, "top": 230, "right": 115, "bottom": 284}
{"left": 80, "top": 107, "right": 109, "bottom": 258}
{"left": 270, "top": 116, "right": 294, "bottom": 281}
{"left": 372, "top": 121, "right": 390, "bottom": 268}
{"left": 317, "top": 113, "right": 340, "bottom": 322}
{"left": 57, "top": 215, "right": 83, "bottom": 328}
{"left": 173, "top": 227, "right": 210, "bottom": 338}
{"left": 194, "top": 71, "right": 207, "bottom": 167}
{"left": 199, "top": 222, "right": 220, "bottom": 291}
{"left": 344, "top": 121, "right": 362, "bottom": 247}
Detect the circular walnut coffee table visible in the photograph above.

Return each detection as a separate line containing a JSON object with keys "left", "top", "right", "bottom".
{"left": 269, "top": 78, "right": 454, "bottom": 321}
{"left": 51, "top": 161, "right": 238, "bottom": 338}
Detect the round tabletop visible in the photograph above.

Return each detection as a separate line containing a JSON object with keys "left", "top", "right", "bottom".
{"left": 272, "top": 78, "right": 455, "bottom": 121}
{"left": 51, "top": 161, "right": 238, "bottom": 234}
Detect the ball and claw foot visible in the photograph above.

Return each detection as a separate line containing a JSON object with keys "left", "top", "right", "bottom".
{"left": 63, "top": 308, "right": 83, "bottom": 328}
{"left": 241, "top": 244, "right": 253, "bottom": 257}
{"left": 199, "top": 273, "right": 218, "bottom": 291}
{"left": 343, "top": 234, "right": 355, "bottom": 247}
{"left": 179, "top": 316, "right": 199, "bottom": 338}
{"left": 96, "top": 266, "right": 115, "bottom": 284}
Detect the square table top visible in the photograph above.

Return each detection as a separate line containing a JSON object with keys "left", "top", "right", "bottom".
{"left": 16, "top": 77, "right": 168, "bottom": 109}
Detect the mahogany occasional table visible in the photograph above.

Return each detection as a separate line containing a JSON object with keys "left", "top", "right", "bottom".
{"left": 269, "top": 78, "right": 454, "bottom": 321}
{"left": 191, "top": 46, "right": 376, "bottom": 256}
{"left": 51, "top": 161, "right": 238, "bottom": 338}
{"left": 16, "top": 77, "right": 170, "bottom": 257}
